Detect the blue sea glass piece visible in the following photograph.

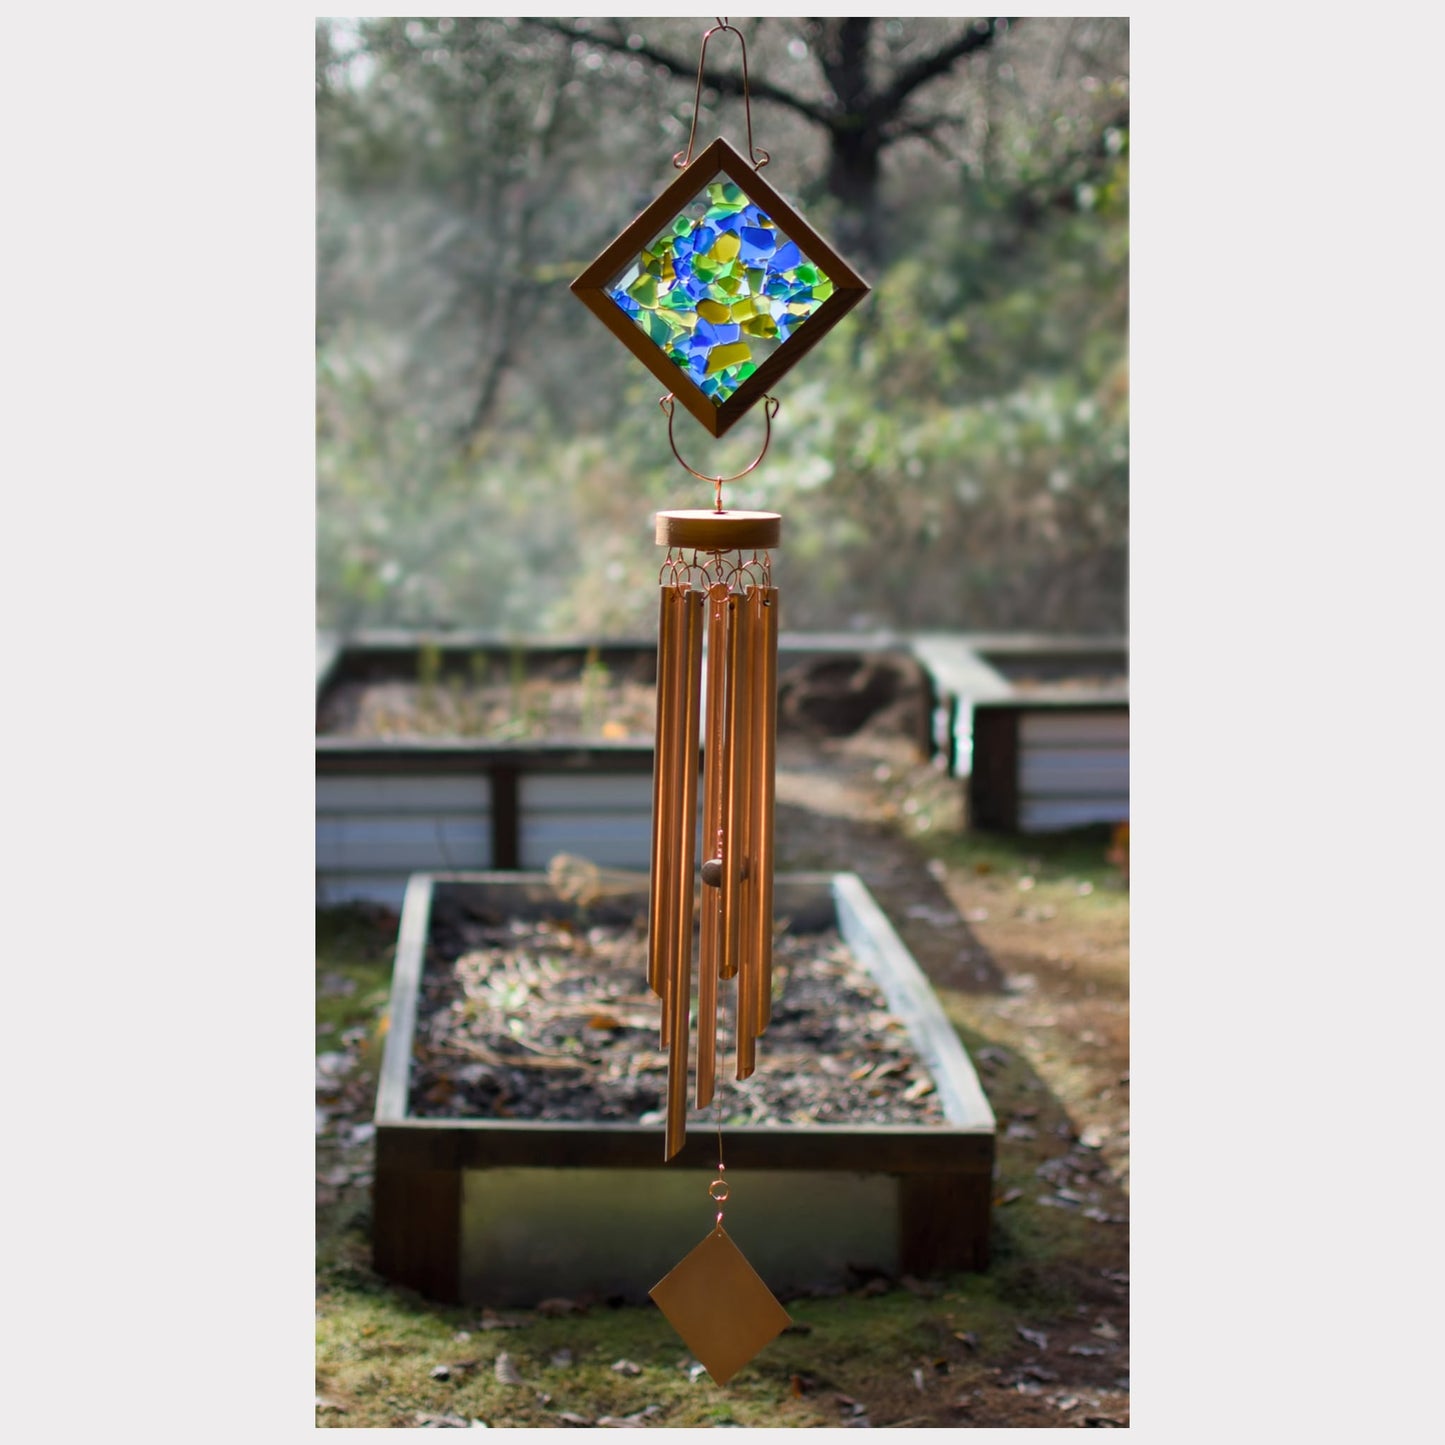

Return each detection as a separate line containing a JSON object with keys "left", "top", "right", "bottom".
{"left": 772, "top": 240, "right": 801, "bottom": 271}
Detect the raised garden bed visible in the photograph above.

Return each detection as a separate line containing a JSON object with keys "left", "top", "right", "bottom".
{"left": 317, "top": 632, "right": 932, "bottom": 906}
{"left": 373, "top": 872, "right": 995, "bottom": 1307}
{"left": 968, "top": 700, "right": 1129, "bottom": 834}
{"left": 317, "top": 635, "right": 661, "bottom": 906}
{"left": 910, "top": 634, "right": 1128, "bottom": 832}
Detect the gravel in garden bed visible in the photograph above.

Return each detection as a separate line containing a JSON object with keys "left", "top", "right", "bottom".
{"left": 409, "top": 907, "right": 945, "bottom": 1128}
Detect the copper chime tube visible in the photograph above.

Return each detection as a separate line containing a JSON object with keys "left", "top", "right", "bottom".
{"left": 750, "top": 585, "right": 779, "bottom": 1039}
{"left": 648, "top": 586, "right": 682, "bottom": 1012}
{"left": 652, "top": 510, "right": 781, "bottom": 1158}
{"left": 661, "top": 580, "right": 705, "bottom": 1156}
{"left": 695, "top": 582, "right": 729, "bottom": 1110}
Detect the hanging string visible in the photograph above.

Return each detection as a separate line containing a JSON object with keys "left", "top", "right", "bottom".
{"left": 673, "top": 18, "right": 771, "bottom": 171}
{"left": 708, "top": 945, "right": 731, "bottom": 1232}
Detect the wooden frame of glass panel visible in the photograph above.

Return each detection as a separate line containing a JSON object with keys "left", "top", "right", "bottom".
{"left": 572, "top": 138, "right": 869, "bottom": 439}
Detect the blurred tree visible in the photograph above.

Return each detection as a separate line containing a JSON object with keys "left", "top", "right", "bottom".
{"left": 529, "top": 18, "right": 1013, "bottom": 266}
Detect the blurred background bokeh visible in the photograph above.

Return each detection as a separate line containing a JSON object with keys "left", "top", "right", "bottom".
{"left": 316, "top": 17, "right": 1128, "bottom": 638}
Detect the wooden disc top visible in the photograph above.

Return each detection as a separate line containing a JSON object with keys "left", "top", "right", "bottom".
{"left": 656, "top": 509, "right": 782, "bottom": 550}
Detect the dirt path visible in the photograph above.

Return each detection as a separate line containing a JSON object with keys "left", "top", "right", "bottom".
{"left": 770, "top": 725, "right": 1131, "bottom": 1427}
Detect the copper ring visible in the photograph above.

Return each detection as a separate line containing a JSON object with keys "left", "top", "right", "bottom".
{"left": 708, "top": 1178, "right": 731, "bottom": 1202}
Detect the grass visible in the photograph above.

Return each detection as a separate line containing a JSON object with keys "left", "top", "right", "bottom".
{"left": 316, "top": 907, "right": 394, "bottom": 1053}
{"left": 315, "top": 887, "right": 1128, "bottom": 1428}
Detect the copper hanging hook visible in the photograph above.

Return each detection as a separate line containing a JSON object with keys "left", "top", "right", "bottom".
{"left": 660, "top": 393, "right": 779, "bottom": 507}
{"left": 672, "top": 18, "right": 771, "bottom": 171}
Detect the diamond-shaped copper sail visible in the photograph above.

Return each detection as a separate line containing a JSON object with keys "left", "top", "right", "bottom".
{"left": 573, "top": 138, "right": 869, "bottom": 438}
{"left": 649, "top": 1225, "right": 792, "bottom": 1386}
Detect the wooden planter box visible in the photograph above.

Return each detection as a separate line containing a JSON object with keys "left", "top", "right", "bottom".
{"left": 909, "top": 634, "right": 1128, "bottom": 832}
{"left": 317, "top": 631, "right": 933, "bottom": 907}
{"left": 968, "top": 700, "right": 1129, "bottom": 834}
{"left": 317, "top": 634, "right": 660, "bottom": 907}
{"left": 373, "top": 872, "right": 996, "bottom": 1307}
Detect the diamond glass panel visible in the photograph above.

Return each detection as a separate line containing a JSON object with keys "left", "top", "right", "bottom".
{"left": 573, "top": 139, "right": 868, "bottom": 438}
{"left": 603, "top": 176, "right": 835, "bottom": 406}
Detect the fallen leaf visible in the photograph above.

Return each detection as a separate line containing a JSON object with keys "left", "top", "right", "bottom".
{"left": 550, "top": 1348, "right": 575, "bottom": 1369}
{"left": 597, "top": 1405, "right": 662, "bottom": 1427}
{"left": 611, "top": 1359, "right": 642, "bottom": 1376}
{"left": 1016, "top": 1326, "right": 1049, "bottom": 1350}
{"left": 912, "top": 1367, "right": 926, "bottom": 1393}
{"left": 494, "top": 1352, "right": 524, "bottom": 1385}
{"left": 953, "top": 1330, "right": 979, "bottom": 1351}
{"left": 1055, "top": 1395, "right": 1080, "bottom": 1411}
{"left": 555, "top": 1412, "right": 593, "bottom": 1427}
{"left": 995, "top": 1188, "right": 1023, "bottom": 1206}
{"left": 903, "top": 1077, "right": 934, "bottom": 1102}
{"left": 1069, "top": 1344, "right": 1113, "bottom": 1357}
{"left": 429, "top": 1364, "right": 452, "bottom": 1381}
{"left": 900, "top": 1274, "right": 940, "bottom": 1297}
{"left": 1092, "top": 1319, "right": 1121, "bottom": 1341}
{"left": 315, "top": 1396, "right": 347, "bottom": 1413}
{"left": 537, "top": 1297, "right": 586, "bottom": 1317}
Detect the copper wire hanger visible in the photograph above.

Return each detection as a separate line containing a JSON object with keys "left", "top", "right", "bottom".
{"left": 673, "top": 18, "right": 771, "bottom": 172}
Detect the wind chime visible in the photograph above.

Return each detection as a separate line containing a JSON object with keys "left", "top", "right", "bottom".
{"left": 571, "top": 18, "right": 868, "bottom": 1385}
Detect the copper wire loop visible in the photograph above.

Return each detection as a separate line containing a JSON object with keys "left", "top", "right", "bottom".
{"left": 660, "top": 393, "right": 779, "bottom": 501}
{"left": 659, "top": 548, "right": 772, "bottom": 591}
{"left": 672, "top": 19, "right": 771, "bottom": 172}
{"left": 708, "top": 1178, "right": 731, "bottom": 1203}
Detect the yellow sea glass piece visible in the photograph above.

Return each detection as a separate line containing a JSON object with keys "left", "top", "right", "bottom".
{"left": 712, "top": 230, "right": 741, "bottom": 264}
{"left": 706, "top": 341, "right": 751, "bottom": 375}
